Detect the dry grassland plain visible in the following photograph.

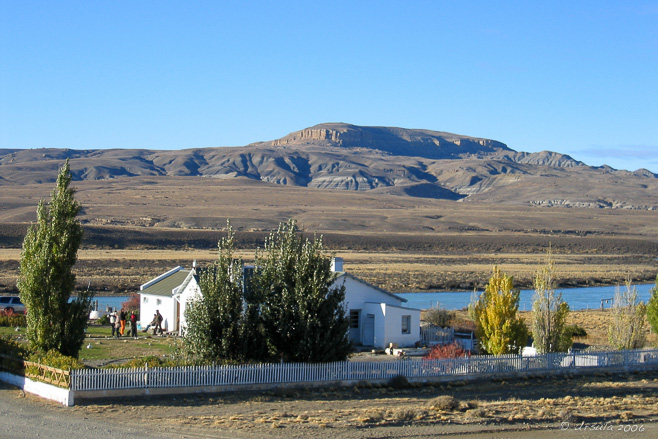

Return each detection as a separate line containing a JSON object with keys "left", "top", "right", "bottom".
{"left": 0, "top": 177, "right": 657, "bottom": 294}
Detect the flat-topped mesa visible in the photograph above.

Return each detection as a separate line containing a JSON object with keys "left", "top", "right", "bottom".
{"left": 268, "top": 123, "right": 512, "bottom": 159}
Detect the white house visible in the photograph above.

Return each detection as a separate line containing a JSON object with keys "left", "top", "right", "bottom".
{"left": 139, "top": 265, "right": 201, "bottom": 333}
{"left": 139, "top": 258, "right": 421, "bottom": 349}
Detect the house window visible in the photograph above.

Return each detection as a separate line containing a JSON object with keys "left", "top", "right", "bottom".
{"left": 349, "top": 310, "right": 360, "bottom": 328}
{"left": 143, "top": 297, "right": 148, "bottom": 303}
{"left": 156, "top": 299, "right": 162, "bottom": 305}
{"left": 401, "top": 315, "right": 411, "bottom": 334}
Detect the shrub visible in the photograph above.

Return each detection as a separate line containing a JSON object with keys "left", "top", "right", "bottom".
{"left": 424, "top": 342, "right": 467, "bottom": 359}
{"left": 27, "top": 349, "right": 85, "bottom": 370}
{"left": 423, "top": 305, "right": 455, "bottom": 327}
{"left": 388, "top": 374, "right": 411, "bottom": 389}
{"left": 393, "top": 408, "right": 417, "bottom": 421}
{"left": 0, "top": 335, "right": 30, "bottom": 358}
{"left": 0, "top": 313, "right": 26, "bottom": 328}
{"left": 427, "top": 395, "right": 459, "bottom": 411}
{"left": 564, "top": 324, "right": 587, "bottom": 338}
{"left": 97, "top": 314, "right": 110, "bottom": 325}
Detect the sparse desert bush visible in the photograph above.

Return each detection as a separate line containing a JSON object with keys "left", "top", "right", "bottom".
{"left": 428, "top": 395, "right": 459, "bottom": 411}
{"left": 388, "top": 374, "right": 411, "bottom": 389}
{"left": 558, "top": 408, "right": 576, "bottom": 423}
{"left": 466, "top": 407, "right": 487, "bottom": 418}
{"left": 393, "top": 408, "right": 417, "bottom": 421}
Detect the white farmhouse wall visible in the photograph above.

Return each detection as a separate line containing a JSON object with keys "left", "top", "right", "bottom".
{"left": 139, "top": 294, "right": 174, "bottom": 332}
{"left": 178, "top": 277, "right": 202, "bottom": 334}
{"left": 381, "top": 303, "right": 421, "bottom": 348}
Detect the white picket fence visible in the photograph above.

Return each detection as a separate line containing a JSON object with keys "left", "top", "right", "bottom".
{"left": 70, "top": 348, "right": 658, "bottom": 392}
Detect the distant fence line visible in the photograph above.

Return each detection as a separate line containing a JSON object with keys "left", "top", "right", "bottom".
{"left": 70, "top": 348, "right": 658, "bottom": 392}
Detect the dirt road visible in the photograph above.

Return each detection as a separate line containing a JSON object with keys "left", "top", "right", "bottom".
{"left": 2, "top": 370, "right": 658, "bottom": 439}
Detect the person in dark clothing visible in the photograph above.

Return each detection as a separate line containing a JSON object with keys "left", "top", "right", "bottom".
{"left": 155, "top": 310, "right": 163, "bottom": 335}
{"left": 129, "top": 311, "right": 138, "bottom": 337}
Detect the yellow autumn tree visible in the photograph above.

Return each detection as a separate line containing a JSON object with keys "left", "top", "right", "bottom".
{"left": 473, "top": 266, "right": 528, "bottom": 355}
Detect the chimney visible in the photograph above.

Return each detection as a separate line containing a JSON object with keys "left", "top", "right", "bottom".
{"left": 331, "top": 257, "right": 344, "bottom": 272}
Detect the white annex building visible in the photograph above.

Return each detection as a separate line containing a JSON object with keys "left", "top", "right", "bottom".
{"left": 139, "top": 258, "right": 421, "bottom": 349}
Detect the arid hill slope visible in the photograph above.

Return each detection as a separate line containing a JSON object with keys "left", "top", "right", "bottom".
{"left": 1, "top": 123, "right": 656, "bottom": 208}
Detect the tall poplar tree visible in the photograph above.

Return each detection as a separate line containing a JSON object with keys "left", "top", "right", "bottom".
{"left": 647, "top": 275, "right": 658, "bottom": 335}
{"left": 17, "top": 160, "right": 92, "bottom": 358}
{"left": 531, "top": 248, "right": 571, "bottom": 353}
{"left": 608, "top": 279, "right": 646, "bottom": 350}
{"left": 473, "top": 266, "right": 528, "bottom": 355}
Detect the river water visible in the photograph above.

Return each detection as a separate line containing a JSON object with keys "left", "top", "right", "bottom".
{"left": 396, "top": 284, "right": 656, "bottom": 311}
{"left": 90, "top": 284, "right": 656, "bottom": 313}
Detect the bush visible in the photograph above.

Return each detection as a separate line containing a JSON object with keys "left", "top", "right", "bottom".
{"left": 427, "top": 395, "right": 459, "bottom": 411}
{"left": 423, "top": 306, "right": 455, "bottom": 328}
{"left": 97, "top": 314, "right": 110, "bottom": 325}
{"left": 424, "top": 342, "right": 468, "bottom": 359}
{"left": 0, "top": 335, "right": 30, "bottom": 358}
{"left": 564, "top": 324, "right": 587, "bottom": 338}
{"left": 388, "top": 374, "right": 411, "bottom": 389}
{"left": 28, "top": 349, "right": 85, "bottom": 370}
{"left": 0, "top": 313, "right": 26, "bottom": 328}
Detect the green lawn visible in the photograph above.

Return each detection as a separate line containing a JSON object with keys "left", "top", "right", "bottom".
{"left": 1, "top": 323, "right": 179, "bottom": 364}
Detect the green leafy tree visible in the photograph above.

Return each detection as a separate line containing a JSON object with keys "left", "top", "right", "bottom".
{"left": 473, "top": 266, "right": 528, "bottom": 355}
{"left": 253, "top": 219, "right": 351, "bottom": 362}
{"left": 608, "top": 279, "right": 646, "bottom": 350}
{"left": 531, "top": 248, "right": 571, "bottom": 353}
{"left": 183, "top": 223, "right": 262, "bottom": 363}
{"left": 17, "top": 160, "right": 92, "bottom": 358}
{"left": 647, "top": 275, "right": 658, "bottom": 335}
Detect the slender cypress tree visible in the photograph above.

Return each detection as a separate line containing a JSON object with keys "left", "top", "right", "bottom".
{"left": 18, "top": 160, "right": 92, "bottom": 358}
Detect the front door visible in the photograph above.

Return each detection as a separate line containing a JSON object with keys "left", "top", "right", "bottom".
{"left": 363, "top": 314, "right": 375, "bottom": 346}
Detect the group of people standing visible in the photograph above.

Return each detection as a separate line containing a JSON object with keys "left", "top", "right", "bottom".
{"left": 108, "top": 308, "right": 139, "bottom": 338}
{"left": 108, "top": 308, "right": 164, "bottom": 338}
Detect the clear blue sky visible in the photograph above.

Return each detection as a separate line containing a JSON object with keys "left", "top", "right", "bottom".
{"left": 1, "top": 1, "right": 657, "bottom": 172}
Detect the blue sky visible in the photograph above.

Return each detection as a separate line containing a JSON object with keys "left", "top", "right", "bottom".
{"left": 1, "top": 1, "right": 657, "bottom": 172}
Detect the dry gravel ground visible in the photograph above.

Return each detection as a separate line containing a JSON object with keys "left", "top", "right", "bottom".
{"left": 2, "top": 370, "right": 658, "bottom": 438}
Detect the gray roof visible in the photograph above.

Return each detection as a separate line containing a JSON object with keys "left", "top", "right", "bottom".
{"left": 334, "top": 272, "right": 407, "bottom": 303}
{"left": 140, "top": 269, "right": 190, "bottom": 297}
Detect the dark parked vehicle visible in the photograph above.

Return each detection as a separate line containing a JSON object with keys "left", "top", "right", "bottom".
{"left": 0, "top": 296, "right": 25, "bottom": 315}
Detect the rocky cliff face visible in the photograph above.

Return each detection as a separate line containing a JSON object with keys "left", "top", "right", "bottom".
{"left": 1, "top": 123, "right": 656, "bottom": 209}
{"left": 265, "top": 123, "right": 511, "bottom": 159}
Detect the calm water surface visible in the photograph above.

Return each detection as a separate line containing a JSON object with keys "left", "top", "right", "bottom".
{"left": 396, "top": 284, "right": 655, "bottom": 311}
{"left": 90, "top": 284, "right": 656, "bottom": 313}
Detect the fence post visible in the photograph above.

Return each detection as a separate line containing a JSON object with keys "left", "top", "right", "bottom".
{"left": 144, "top": 363, "right": 149, "bottom": 389}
